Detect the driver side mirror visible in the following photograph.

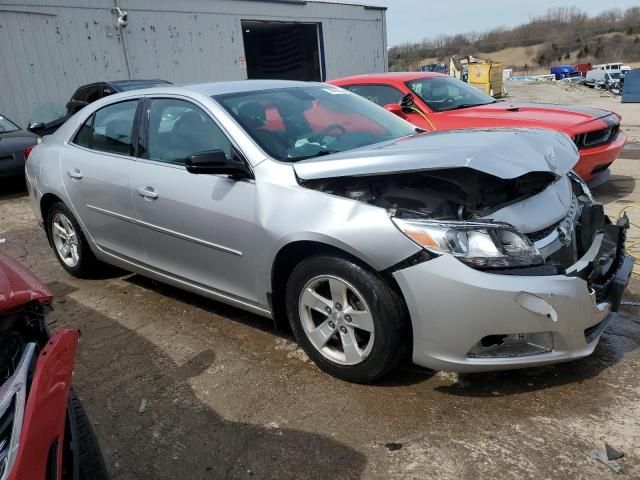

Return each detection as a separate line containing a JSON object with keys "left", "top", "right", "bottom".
{"left": 384, "top": 103, "right": 407, "bottom": 119}
{"left": 28, "top": 122, "right": 45, "bottom": 133}
{"left": 185, "top": 150, "right": 251, "bottom": 178}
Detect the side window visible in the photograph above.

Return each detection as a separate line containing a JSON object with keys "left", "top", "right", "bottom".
{"left": 73, "top": 115, "right": 93, "bottom": 148}
{"left": 73, "top": 100, "right": 138, "bottom": 155}
{"left": 343, "top": 85, "right": 404, "bottom": 107}
{"left": 85, "top": 85, "right": 102, "bottom": 103}
{"left": 72, "top": 87, "right": 89, "bottom": 102}
{"left": 147, "top": 99, "right": 232, "bottom": 165}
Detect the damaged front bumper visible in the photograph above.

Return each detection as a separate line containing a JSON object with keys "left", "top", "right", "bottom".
{"left": 393, "top": 213, "right": 632, "bottom": 372}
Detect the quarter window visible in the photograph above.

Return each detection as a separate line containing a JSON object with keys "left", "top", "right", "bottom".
{"left": 72, "top": 100, "right": 138, "bottom": 156}
{"left": 342, "top": 85, "right": 404, "bottom": 107}
{"left": 146, "top": 99, "right": 232, "bottom": 165}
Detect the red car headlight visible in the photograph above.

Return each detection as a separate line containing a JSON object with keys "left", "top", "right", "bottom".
{"left": 0, "top": 343, "right": 35, "bottom": 480}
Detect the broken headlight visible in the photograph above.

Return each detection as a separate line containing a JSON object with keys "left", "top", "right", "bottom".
{"left": 0, "top": 343, "right": 36, "bottom": 480}
{"left": 392, "top": 218, "right": 544, "bottom": 268}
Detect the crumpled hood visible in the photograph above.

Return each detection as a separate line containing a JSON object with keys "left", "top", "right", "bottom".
{"left": 433, "top": 102, "right": 615, "bottom": 131}
{"left": 0, "top": 252, "right": 52, "bottom": 313}
{"left": 294, "top": 127, "right": 579, "bottom": 181}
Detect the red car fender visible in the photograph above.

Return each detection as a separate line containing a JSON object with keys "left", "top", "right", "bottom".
{"left": 7, "top": 329, "right": 80, "bottom": 480}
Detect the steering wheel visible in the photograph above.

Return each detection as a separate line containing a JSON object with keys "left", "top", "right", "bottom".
{"left": 308, "top": 123, "right": 347, "bottom": 143}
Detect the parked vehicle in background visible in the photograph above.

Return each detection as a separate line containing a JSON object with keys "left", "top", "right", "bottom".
{"left": 574, "top": 63, "right": 592, "bottom": 77}
{"left": 0, "top": 114, "right": 38, "bottom": 179}
{"left": 330, "top": 72, "right": 626, "bottom": 183}
{"left": 28, "top": 80, "right": 172, "bottom": 136}
{"left": 550, "top": 65, "right": 578, "bottom": 80}
{"left": 585, "top": 70, "right": 623, "bottom": 90}
{"left": 0, "top": 251, "right": 108, "bottom": 479}
{"left": 25, "top": 80, "right": 632, "bottom": 383}
{"left": 592, "top": 62, "right": 629, "bottom": 72}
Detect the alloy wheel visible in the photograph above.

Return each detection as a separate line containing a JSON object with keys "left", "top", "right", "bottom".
{"left": 298, "top": 275, "right": 375, "bottom": 365}
{"left": 52, "top": 213, "right": 80, "bottom": 268}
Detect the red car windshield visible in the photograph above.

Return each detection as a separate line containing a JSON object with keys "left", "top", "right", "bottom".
{"left": 215, "top": 85, "right": 416, "bottom": 162}
{"left": 406, "top": 76, "right": 496, "bottom": 112}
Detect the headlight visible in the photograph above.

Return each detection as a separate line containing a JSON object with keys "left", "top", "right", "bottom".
{"left": 0, "top": 343, "right": 35, "bottom": 480}
{"left": 567, "top": 170, "right": 595, "bottom": 203}
{"left": 392, "top": 218, "right": 544, "bottom": 268}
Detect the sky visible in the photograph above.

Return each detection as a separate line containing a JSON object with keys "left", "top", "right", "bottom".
{"left": 370, "top": 0, "right": 640, "bottom": 46}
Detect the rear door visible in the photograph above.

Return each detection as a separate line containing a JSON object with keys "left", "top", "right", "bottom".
{"left": 61, "top": 99, "right": 144, "bottom": 261}
{"left": 131, "top": 96, "right": 259, "bottom": 302}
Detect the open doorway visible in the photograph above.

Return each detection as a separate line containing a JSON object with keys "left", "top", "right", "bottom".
{"left": 242, "top": 20, "right": 324, "bottom": 82}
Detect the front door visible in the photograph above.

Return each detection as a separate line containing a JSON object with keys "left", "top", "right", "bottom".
{"left": 61, "top": 99, "right": 143, "bottom": 261}
{"left": 132, "top": 97, "right": 259, "bottom": 302}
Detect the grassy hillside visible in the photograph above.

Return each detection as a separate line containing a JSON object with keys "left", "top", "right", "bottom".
{"left": 390, "top": 7, "right": 640, "bottom": 73}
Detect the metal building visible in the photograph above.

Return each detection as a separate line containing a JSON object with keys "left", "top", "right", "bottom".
{"left": 0, "top": 0, "right": 387, "bottom": 127}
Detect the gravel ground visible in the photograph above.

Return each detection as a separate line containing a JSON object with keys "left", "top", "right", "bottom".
{"left": 0, "top": 85, "right": 639, "bottom": 479}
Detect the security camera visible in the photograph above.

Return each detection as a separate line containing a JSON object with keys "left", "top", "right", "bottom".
{"left": 114, "top": 7, "right": 128, "bottom": 28}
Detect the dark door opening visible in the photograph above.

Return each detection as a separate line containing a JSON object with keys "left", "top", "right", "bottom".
{"left": 242, "top": 20, "right": 323, "bottom": 81}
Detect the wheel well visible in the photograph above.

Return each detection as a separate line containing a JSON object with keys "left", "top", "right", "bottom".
{"left": 269, "top": 241, "right": 407, "bottom": 330}
{"left": 40, "top": 193, "right": 63, "bottom": 244}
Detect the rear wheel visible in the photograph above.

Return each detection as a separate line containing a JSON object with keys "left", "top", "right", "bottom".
{"left": 46, "top": 202, "right": 100, "bottom": 278}
{"left": 286, "top": 255, "right": 409, "bottom": 383}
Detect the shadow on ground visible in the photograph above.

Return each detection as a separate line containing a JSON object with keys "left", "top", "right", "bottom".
{"left": 47, "top": 280, "right": 367, "bottom": 480}
{"left": 593, "top": 174, "right": 636, "bottom": 204}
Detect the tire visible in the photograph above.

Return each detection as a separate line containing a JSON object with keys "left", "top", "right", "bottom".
{"left": 46, "top": 202, "right": 100, "bottom": 278}
{"left": 286, "top": 255, "right": 409, "bottom": 383}
{"left": 65, "top": 391, "right": 109, "bottom": 480}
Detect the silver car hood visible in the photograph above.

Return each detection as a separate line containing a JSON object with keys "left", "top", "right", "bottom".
{"left": 294, "top": 128, "right": 578, "bottom": 181}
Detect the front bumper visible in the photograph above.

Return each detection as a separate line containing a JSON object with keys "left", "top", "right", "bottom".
{"left": 574, "top": 130, "right": 626, "bottom": 182}
{"left": 393, "top": 216, "right": 632, "bottom": 372}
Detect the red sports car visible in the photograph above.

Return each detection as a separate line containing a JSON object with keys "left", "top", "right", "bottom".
{"left": 330, "top": 72, "right": 626, "bottom": 183}
{"left": 0, "top": 252, "right": 107, "bottom": 480}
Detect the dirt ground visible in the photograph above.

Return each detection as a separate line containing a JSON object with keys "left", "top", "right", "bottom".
{"left": 1, "top": 85, "right": 640, "bottom": 479}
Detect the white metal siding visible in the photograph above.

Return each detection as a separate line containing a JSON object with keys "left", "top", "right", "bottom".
{"left": 0, "top": 0, "right": 386, "bottom": 127}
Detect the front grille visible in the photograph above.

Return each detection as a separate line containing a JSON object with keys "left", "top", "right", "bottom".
{"left": 573, "top": 124, "right": 620, "bottom": 150}
{"left": 526, "top": 221, "right": 560, "bottom": 243}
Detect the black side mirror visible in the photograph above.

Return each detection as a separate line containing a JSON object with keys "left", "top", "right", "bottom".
{"left": 28, "top": 122, "right": 45, "bottom": 133}
{"left": 185, "top": 150, "right": 251, "bottom": 178}
{"left": 400, "top": 93, "right": 416, "bottom": 114}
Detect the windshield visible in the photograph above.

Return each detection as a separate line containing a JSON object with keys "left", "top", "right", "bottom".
{"left": 608, "top": 73, "right": 622, "bottom": 80}
{"left": 406, "top": 76, "right": 496, "bottom": 112}
{"left": 0, "top": 115, "right": 20, "bottom": 133}
{"left": 215, "top": 85, "right": 416, "bottom": 162}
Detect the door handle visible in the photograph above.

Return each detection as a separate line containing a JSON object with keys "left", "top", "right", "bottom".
{"left": 136, "top": 186, "right": 159, "bottom": 200}
{"left": 67, "top": 169, "right": 83, "bottom": 180}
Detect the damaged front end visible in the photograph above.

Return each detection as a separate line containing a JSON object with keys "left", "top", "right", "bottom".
{"left": 295, "top": 128, "right": 632, "bottom": 370}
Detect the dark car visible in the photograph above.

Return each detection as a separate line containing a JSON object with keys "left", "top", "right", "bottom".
{"left": 0, "top": 114, "right": 38, "bottom": 179}
{"left": 0, "top": 251, "right": 108, "bottom": 479}
{"left": 28, "top": 79, "right": 172, "bottom": 136}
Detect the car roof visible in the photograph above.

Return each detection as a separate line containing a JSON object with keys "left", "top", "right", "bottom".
{"left": 182, "top": 79, "right": 322, "bottom": 96}
{"left": 108, "top": 79, "right": 172, "bottom": 90}
{"left": 331, "top": 72, "right": 446, "bottom": 84}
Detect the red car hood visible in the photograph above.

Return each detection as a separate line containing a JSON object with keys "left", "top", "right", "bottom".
{"left": 0, "top": 251, "right": 52, "bottom": 313}
{"left": 434, "top": 102, "right": 615, "bottom": 132}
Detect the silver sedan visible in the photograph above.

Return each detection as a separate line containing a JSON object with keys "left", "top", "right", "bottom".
{"left": 25, "top": 80, "right": 632, "bottom": 382}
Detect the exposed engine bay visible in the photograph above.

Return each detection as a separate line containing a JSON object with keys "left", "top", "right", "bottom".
{"left": 301, "top": 167, "right": 559, "bottom": 221}
{"left": 0, "top": 303, "right": 48, "bottom": 384}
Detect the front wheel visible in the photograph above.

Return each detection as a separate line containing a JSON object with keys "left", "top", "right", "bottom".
{"left": 286, "top": 255, "right": 409, "bottom": 383}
